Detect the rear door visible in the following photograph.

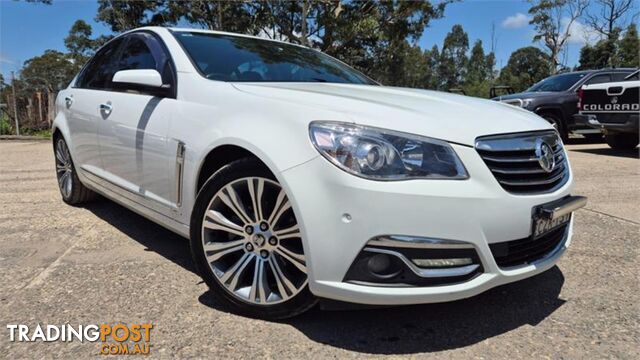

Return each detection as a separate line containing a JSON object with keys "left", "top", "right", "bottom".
{"left": 96, "top": 32, "right": 182, "bottom": 214}
{"left": 65, "top": 37, "right": 124, "bottom": 174}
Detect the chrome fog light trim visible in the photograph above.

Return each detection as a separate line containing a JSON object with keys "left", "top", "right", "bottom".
{"left": 368, "top": 235, "right": 475, "bottom": 249}
{"left": 411, "top": 258, "right": 473, "bottom": 268}
{"left": 363, "top": 247, "right": 480, "bottom": 278}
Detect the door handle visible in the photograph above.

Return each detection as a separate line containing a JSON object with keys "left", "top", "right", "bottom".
{"left": 64, "top": 96, "right": 73, "bottom": 107}
{"left": 99, "top": 102, "right": 113, "bottom": 115}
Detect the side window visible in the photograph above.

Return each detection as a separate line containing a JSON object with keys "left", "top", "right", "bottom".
{"left": 612, "top": 72, "right": 633, "bottom": 81}
{"left": 114, "top": 33, "right": 175, "bottom": 88}
{"left": 76, "top": 37, "right": 124, "bottom": 89}
{"left": 585, "top": 74, "right": 611, "bottom": 85}
{"left": 117, "top": 36, "right": 156, "bottom": 71}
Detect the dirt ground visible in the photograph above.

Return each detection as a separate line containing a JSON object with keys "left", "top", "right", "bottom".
{"left": 0, "top": 139, "right": 638, "bottom": 359}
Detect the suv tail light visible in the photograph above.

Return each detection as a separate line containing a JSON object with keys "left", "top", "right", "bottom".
{"left": 577, "top": 88, "right": 584, "bottom": 110}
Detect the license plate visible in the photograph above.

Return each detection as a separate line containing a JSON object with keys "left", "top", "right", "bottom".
{"left": 532, "top": 213, "right": 571, "bottom": 239}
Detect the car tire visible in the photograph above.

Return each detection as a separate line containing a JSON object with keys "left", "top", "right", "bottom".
{"left": 541, "top": 113, "right": 567, "bottom": 141}
{"left": 605, "top": 132, "right": 639, "bottom": 150}
{"left": 54, "top": 136, "right": 97, "bottom": 205}
{"left": 190, "top": 158, "right": 317, "bottom": 319}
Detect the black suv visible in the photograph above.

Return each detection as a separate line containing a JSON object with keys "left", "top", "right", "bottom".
{"left": 492, "top": 68, "right": 637, "bottom": 139}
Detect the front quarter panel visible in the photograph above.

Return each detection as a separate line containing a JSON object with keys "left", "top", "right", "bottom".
{"left": 169, "top": 73, "right": 332, "bottom": 224}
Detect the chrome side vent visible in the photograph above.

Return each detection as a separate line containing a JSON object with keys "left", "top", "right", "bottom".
{"left": 175, "top": 141, "right": 186, "bottom": 207}
{"left": 475, "top": 131, "right": 569, "bottom": 194}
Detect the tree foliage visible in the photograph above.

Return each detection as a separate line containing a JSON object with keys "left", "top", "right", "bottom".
{"left": 20, "top": 50, "right": 77, "bottom": 93}
{"left": 64, "top": 20, "right": 97, "bottom": 63}
{"left": 618, "top": 23, "right": 639, "bottom": 68}
{"left": 498, "top": 46, "right": 552, "bottom": 92}
{"left": 577, "top": 23, "right": 639, "bottom": 69}
{"left": 438, "top": 24, "right": 468, "bottom": 90}
{"left": 95, "top": 0, "right": 171, "bottom": 32}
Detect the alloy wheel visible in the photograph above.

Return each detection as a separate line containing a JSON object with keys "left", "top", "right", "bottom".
{"left": 201, "top": 177, "right": 307, "bottom": 305}
{"left": 55, "top": 139, "right": 73, "bottom": 199}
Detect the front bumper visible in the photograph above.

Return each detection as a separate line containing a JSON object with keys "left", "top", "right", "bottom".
{"left": 279, "top": 144, "right": 578, "bottom": 305}
{"left": 573, "top": 113, "right": 640, "bottom": 134}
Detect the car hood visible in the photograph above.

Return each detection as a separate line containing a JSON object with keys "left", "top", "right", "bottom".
{"left": 232, "top": 82, "right": 552, "bottom": 146}
{"left": 492, "top": 91, "right": 557, "bottom": 101}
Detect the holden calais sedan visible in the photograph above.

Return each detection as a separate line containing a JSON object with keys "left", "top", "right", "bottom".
{"left": 53, "top": 27, "right": 586, "bottom": 319}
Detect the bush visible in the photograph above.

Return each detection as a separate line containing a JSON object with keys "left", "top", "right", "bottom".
{"left": 0, "top": 115, "right": 13, "bottom": 135}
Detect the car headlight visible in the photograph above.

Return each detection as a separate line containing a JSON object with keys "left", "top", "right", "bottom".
{"left": 521, "top": 98, "right": 533, "bottom": 108}
{"left": 309, "top": 121, "right": 468, "bottom": 180}
{"left": 501, "top": 98, "right": 533, "bottom": 108}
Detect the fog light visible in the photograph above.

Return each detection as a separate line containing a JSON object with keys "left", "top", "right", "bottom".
{"left": 411, "top": 258, "right": 473, "bottom": 268}
{"left": 368, "top": 254, "right": 390, "bottom": 272}
{"left": 367, "top": 254, "right": 401, "bottom": 278}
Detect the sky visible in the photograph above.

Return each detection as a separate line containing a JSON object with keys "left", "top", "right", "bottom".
{"left": 0, "top": 0, "right": 633, "bottom": 81}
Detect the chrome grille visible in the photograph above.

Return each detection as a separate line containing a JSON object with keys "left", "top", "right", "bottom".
{"left": 475, "top": 131, "right": 569, "bottom": 194}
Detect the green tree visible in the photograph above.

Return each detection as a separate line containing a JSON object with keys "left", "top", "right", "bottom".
{"left": 167, "top": 0, "right": 255, "bottom": 33}
{"left": 498, "top": 46, "right": 551, "bottom": 92}
{"left": 576, "top": 32, "right": 619, "bottom": 69}
{"left": 618, "top": 23, "right": 639, "bottom": 67}
{"left": 419, "top": 45, "right": 440, "bottom": 90}
{"left": 438, "top": 24, "right": 469, "bottom": 90}
{"left": 464, "top": 40, "right": 495, "bottom": 97}
{"left": 20, "top": 50, "right": 77, "bottom": 93}
{"left": 95, "top": 0, "right": 174, "bottom": 32}
{"left": 485, "top": 52, "right": 496, "bottom": 80}
{"left": 466, "top": 40, "right": 489, "bottom": 83}
{"left": 64, "top": 20, "right": 96, "bottom": 63}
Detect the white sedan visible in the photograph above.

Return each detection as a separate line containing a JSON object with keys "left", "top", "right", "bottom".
{"left": 53, "top": 27, "right": 586, "bottom": 319}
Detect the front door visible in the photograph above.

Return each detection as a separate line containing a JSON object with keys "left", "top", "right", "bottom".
{"left": 96, "top": 32, "right": 182, "bottom": 213}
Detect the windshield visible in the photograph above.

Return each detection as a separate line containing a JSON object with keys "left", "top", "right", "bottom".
{"left": 173, "top": 31, "right": 376, "bottom": 84}
{"left": 527, "top": 72, "right": 588, "bottom": 92}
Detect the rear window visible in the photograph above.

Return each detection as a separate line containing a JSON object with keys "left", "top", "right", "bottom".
{"left": 622, "top": 71, "right": 639, "bottom": 81}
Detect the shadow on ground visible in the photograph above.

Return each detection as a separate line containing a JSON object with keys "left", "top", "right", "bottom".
{"left": 564, "top": 135, "right": 604, "bottom": 145}
{"left": 281, "top": 267, "right": 565, "bottom": 354}
{"left": 85, "top": 200, "right": 566, "bottom": 355}
{"left": 570, "top": 146, "right": 639, "bottom": 159}
{"left": 84, "top": 200, "right": 195, "bottom": 274}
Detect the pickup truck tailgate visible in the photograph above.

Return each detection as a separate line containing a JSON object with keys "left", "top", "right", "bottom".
{"left": 580, "top": 85, "right": 639, "bottom": 124}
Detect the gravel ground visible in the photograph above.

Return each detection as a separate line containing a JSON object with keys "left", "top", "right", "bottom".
{"left": 0, "top": 139, "right": 638, "bottom": 359}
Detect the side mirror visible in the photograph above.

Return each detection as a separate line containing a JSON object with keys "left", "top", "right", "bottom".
{"left": 112, "top": 69, "right": 164, "bottom": 88}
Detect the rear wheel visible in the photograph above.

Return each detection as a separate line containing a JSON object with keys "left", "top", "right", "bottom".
{"left": 605, "top": 132, "right": 639, "bottom": 150}
{"left": 190, "top": 158, "right": 316, "bottom": 319}
{"left": 54, "top": 137, "right": 96, "bottom": 205}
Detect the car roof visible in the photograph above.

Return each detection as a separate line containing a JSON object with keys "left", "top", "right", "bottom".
{"left": 577, "top": 68, "right": 637, "bottom": 73}
{"left": 166, "top": 26, "right": 312, "bottom": 50}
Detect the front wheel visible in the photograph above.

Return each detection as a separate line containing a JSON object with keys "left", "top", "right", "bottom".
{"left": 54, "top": 137, "right": 96, "bottom": 205}
{"left": 541, "top": 113, "right": 567, "bottom": 141}
{"left": 605, "top": 132, "right": 639, "bottom": 150}
{"left": 190, "top": 158, "right": 316, "bottom": 319}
